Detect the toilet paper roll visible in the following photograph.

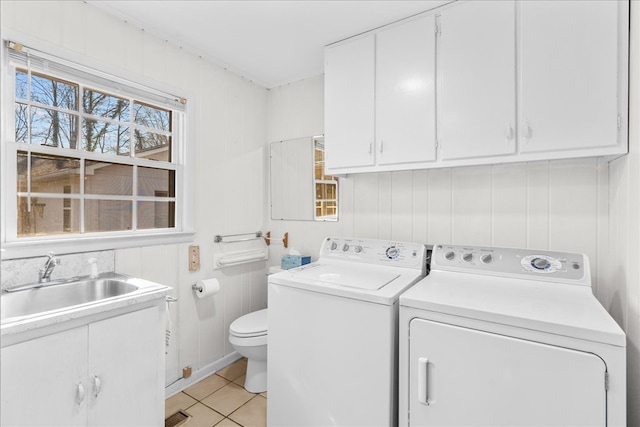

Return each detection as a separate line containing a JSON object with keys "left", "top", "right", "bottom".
{"left": 194, "top": 278, "right": 220, "bottom": 299}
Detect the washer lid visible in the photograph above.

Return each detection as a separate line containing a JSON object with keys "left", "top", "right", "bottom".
{"left": 229, "top": 308, "right": 268, "bottom": 337}
{"left": 288, "top": 263, "right": 400, "bottom": 291}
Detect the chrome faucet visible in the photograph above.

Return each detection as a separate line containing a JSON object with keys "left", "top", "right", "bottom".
{"left": 39, "top": 252, "right": 60, "bottom": 283}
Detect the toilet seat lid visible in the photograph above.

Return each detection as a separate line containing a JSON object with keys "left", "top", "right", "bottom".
{"left": 229, "top": 308, "right": 268, "bottom": 337}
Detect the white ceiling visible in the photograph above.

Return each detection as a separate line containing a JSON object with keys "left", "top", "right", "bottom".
{"left": 86, "top": 1, "right": 450, "bottom": 88}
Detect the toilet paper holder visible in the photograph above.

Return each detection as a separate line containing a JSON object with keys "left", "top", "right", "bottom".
{"left": 192, "top": 283, "right": 203, "bottom": 292}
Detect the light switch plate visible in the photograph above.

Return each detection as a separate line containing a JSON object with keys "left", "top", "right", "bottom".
{"left": 189, "top": 245, "right": 200, "bottom": 271}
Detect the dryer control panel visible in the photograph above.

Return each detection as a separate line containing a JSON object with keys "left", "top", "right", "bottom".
{"left": 431, "top": 244, "right": 589, "bottom": 286}
{"left": 320, "top": 237, "right": 426, "bottom": 271}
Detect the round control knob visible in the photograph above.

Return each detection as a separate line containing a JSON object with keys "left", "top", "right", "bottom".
{"left": 444, "top": 251, "right": 455, "bottom": 261}
{"left": 531, "top": 257, "right": 550, "bottom": 270}
{"left": 330, "top": 242, "right": 338, "bottom": 251}
{"left": 462, "top": 253, "right": 474, "bottom": 263}
{"left": 386, "top": 246, "right": 399, "bottom": 259}
{"left": 342, "top": 244, "right": 350, "bottom": 252}
{"left": 354, "top": 245, "right": 363, "bottom": 254}
{"left": 481, "top": 254, "right": 493, "bottom": 264}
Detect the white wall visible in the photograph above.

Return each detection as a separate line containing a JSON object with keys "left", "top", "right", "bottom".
{"left": 267, "top": 78, "right": 609, "bottom": 289}
{"left": 1, "top": 0, "right": 269, "bottom": 388}
{"left": 2, "top": 1, "right": 638, "bottom": 422}
{"left": 265, "top": 5, "right": 640, "bottom": 421}
{"left": 607, "top": 1, "right": 640, "bottom": 424}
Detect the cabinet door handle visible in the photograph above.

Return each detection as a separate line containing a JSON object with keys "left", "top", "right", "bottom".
{"left": 379, "top": 140, "right": 384, "bottom": 153}
{"left": 369, "top": 142, "right": 373, "bottom": 154}
{"left": 93, "top": 375, "right": 102, "bottom": 398}
{"left": 523, "top": 121, "right": 533, "bottom": 141}
{"left": 505, "top": 124, "right": 514, "bottom": 142}
{"left": 76, "top": 382, "right": 85, "bottom": 404}
{"left": 417, "top": 357, "right": 430, "bottom": 406}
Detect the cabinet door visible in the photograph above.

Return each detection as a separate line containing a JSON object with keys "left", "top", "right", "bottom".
{"left": 324, "top": 35, "right": 375, "bottom": 171}
{"left": 438, "top": 0, "right": 516, "bottom": 160}
{"left": 519, "top": 1, "right": 621, "bottom": 153}
{"left": 1, "top": 327, "right": 89, "bottom": 426}
{"left": 408, "top": 319, "right": 606, "bottom": 426}
{"left": 376, "top": 14, "right": 437, "bottom": 166}
{"left": 88, "top": 306, "right": 164, "bottom": 426}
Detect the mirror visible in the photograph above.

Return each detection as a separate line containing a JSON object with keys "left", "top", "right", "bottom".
{"left": 270, "top": 135, "right": 338, "bottom": 221}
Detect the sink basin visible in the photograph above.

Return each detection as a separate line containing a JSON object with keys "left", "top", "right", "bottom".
{"left": 1, "top": 274, "right": 146, "bottom": 324}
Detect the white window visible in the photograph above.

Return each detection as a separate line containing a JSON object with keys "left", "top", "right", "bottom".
{"left": 1, "top": 39, "right": 193, "bottom": 259}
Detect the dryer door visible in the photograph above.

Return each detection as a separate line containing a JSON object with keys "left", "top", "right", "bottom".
{"left": 408, "top": 319, "right": 606, "bottom": 426}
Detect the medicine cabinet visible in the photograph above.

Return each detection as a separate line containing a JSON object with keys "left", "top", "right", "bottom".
{"left": 270, "top": 135, "right": 338, "bottom": 222}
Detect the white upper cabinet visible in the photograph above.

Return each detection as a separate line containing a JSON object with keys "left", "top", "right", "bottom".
{"left": 438, "top": 1, "right": 516, "bottom": 160}
{"left": 324, "top": 34, "right": 375, "bottom": 170}
{"left": 519, "top": 0, "right": 623, "bottom": 154}
{"left": 376, "top": 14, "right": 437, "bottom": 166}
{"left": 325, "top": 14, "right": 437, "bottom": 174}
{"left": 323, "top": 0, "right": 628, "bottom": 174}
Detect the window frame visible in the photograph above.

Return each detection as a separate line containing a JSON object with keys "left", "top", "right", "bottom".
{"left": 1, "top": 33, "right": 194, "bottom": 260}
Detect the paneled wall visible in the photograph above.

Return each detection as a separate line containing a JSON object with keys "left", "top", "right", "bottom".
{"left": 2, "top": 1, "right": 638, "bottom": 422}
{"left": 607, "top": 2, "right": 640, "bottom": 424}
{"left": 1, "top": 0, "right": 269, "bottom": 390}
{"left": 266, "top": 41, "right": 639, "bottom": 422}
{"left": 267, "top": 77, "right": 608, "bottom": 290}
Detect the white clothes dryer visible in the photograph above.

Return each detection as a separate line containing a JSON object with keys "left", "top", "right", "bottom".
{"left": 399, "top": 244, "right": 626, "bottom": 427}
{"left": 268, "top": 237, "right": 427, "bottom": 427}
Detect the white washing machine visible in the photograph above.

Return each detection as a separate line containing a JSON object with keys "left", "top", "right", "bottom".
{"left": 399, "top": 244, "right": 626, "bottom": 427}
{"left": 268, "top": 237, "right": 427, "bottom": 427}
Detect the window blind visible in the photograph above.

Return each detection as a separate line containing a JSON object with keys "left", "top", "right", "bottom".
{"left": 6, "top": 40, "right": 186, "bottom": 112}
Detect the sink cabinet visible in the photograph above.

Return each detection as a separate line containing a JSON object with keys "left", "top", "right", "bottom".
{"left": 1, "top": 304, "right": 165, "bottom": 427}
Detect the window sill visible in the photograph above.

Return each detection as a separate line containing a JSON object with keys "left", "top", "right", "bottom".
{"left": 1, "top": 231, "right": 195, "bottom": 260}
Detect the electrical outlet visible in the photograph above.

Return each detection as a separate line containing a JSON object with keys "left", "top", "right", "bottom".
{"left": 189, "top": 245, "right": 200, "bottom": 271}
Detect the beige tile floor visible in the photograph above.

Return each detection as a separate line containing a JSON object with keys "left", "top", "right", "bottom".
{"left": 165, "top": 358, "right": 267, "bottom": 427}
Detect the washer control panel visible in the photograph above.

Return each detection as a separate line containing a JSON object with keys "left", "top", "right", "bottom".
{"left": 321, "top": 237, "right": 426, "bottom": 270}
{"left": 433, "top": 244, "right": 588, "bottom": 285}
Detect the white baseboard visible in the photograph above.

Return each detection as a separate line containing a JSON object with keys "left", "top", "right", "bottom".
{"left": 165, "top": 351, "right": 243, "bottom": 398}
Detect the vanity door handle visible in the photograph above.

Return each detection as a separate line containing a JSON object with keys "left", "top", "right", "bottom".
{"left": 93, "top": 375, "right": 102, "bottom": 398}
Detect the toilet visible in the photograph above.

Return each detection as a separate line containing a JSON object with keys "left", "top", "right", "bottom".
{"left": 228, "top": 266, "right": 280, "bottom": 393}
{"left": 229, "top": 308, "right": 268, "bottom": 393}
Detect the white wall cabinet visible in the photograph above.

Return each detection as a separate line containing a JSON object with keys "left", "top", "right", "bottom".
{"left": 375, "top": 14, "right": 437, "bottom": 167}
{"left": 1, "top": 306, "right": 165, "bottom": 427}
{"left": 324, "top": 0, "right": 628, "bottom": 174}
{"left": 438, "top": 1, "right": 516, "bottom": 160}
{"left": 324, "top": 34, "right": 375, "bottom": 171}
{"left": 519, "top": 0, "right": 623, "bottom": 154}
{"left": 325, "top": 14, "right": 437, "bottom": 174}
